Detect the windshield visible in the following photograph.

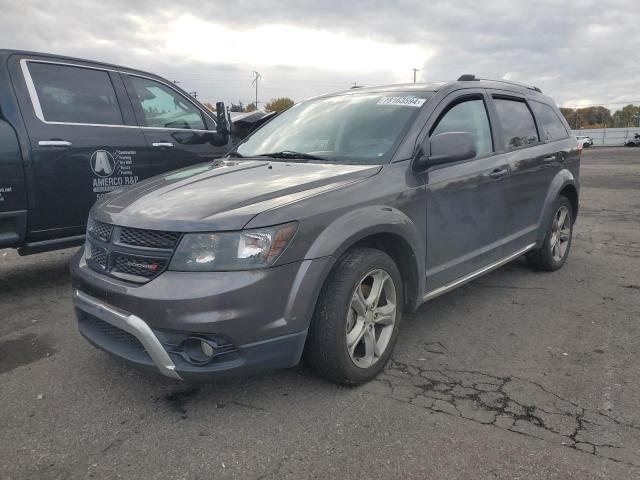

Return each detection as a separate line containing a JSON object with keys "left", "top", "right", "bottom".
{"left": 236, "top": 91, "right": 432, "bottom": 164}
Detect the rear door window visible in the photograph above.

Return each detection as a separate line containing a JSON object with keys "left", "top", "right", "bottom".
{"left": 431, "top": 98, "right": 493, "bottom": 156}
{"left": 27, "top": 62, "right": 123, "bottom": 125}
{"left": 530, "top": 101, "right": 569, "bottom": 141}
{"left": 128, "top": 76, "right": 206, "bottom": 130}
{"left": 493, "top": 98, "right": 539, "bottom": 149}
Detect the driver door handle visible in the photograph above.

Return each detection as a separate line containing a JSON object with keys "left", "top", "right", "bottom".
{"left": 489, "top": 168, "right": 509, "bottom": 179}
{"left": 543, "top": 155, "right": 556, "bottom": 162}
{"left": 152, "top": 142, "right": 174, "bottom": 148}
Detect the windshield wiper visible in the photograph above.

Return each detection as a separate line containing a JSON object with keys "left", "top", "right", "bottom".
{"left": 256, "top": 150, "right": 326, "bottom": 162}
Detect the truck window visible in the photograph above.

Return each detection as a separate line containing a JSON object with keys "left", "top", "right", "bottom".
{"left": 128, "top": 76, "right": 206, "bottom": 130}
{"left": 492, "top": 98, "right": 539, "bottom": 149}
{"left": 26, "top": 62, "right": 124, "bottom": 125}
{"left": 431, "top": 98, "right": 493, "bottom": 156}
{"left": 530, "top": 100, "right": 569, "bottom": 142}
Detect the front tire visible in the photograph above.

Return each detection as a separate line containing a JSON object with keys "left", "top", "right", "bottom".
{"left": 306, "top": 247, "right": 403, "bottom": 385}
{"left": 527, "top": 196, "right": 573, "bottom": 271}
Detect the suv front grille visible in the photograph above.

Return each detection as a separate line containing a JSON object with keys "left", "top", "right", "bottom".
{"left": 85, "top": 218, "right": 180, "bottom": 284}
{"left": 119, "top": 227, "right": 181, "bottom": 249}
{"left": 88, "top": 219, "right": 113, "bottom": 242}
{"left": 89, "top": 244, "right": 108, "bottom": 270}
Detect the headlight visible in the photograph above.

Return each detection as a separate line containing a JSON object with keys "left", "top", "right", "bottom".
{"left": 168, "top": 222, "right": 297, "bottom": 272}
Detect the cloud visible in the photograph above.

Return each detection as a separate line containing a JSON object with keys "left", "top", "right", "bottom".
{"left": 1, "top": 0, "right": 639, "bottom": 110}
{"left": 166, "top": 15, "right": 432, "bottom": 73}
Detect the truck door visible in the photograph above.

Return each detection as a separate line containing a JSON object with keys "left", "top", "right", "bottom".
{"left": 0, "top": 116, "right": 28, "bottom": 248}
{"left": 9, "top": 57, "right": 151, "bottom": 238}
{"left": 122, "top": 73, "right": 231, "bottom": 175}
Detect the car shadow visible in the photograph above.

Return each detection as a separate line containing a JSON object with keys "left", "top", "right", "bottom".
{"left": 0, "top": 248, "right": 77, "bottom": 302}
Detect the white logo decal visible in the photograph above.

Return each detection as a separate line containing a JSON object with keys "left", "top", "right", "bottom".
{"left": 90, "top": 150, "right": 116, "bottom": 177}
{"left": 90, "top": 150, "right": 139, "bottom": 199}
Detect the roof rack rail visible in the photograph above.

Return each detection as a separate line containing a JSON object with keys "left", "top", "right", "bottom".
{"left": 456, "top": 75, "right": 542, "bottom": 93}
{"left": 479, "top": 77, "right": 543, "bottom": 94}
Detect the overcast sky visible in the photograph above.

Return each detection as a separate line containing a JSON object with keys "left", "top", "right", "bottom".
{"left": 1, "top": 0, "right": 638, "bottom": 111}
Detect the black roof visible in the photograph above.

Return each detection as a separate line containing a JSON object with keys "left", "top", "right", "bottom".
{"left": 0, "top": 49, "right": 154, "bottom": 77}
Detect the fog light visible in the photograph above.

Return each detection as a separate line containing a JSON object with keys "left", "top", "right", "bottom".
{"left": 182, "top": 337, "right": 219, "bottom": 365}
{"left": 201, "top": 340, "right": 214, "bottom": 358}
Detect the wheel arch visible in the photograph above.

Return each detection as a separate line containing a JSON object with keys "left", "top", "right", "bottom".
{"left": 303, "top": 206, "right": 426, "bottom": 314}
{"left": 346, "top": 232, "right": 421, "bottom": 313}
{"left": 536, "top": 169, "right": 579, "bottom": 248}
{"left": 559, "top": 183, "right": 579, "bottom": 221}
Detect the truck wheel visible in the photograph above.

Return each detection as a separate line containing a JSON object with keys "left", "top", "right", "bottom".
{"left": 527, "top": 196, "right": 573, "bottom": 271}
{"left": 306, "top": 247, "right": 403, "bottom": 385}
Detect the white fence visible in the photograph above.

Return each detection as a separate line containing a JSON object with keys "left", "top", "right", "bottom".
{"left": 571, "top": 128, "right": 640, "bottom": 147}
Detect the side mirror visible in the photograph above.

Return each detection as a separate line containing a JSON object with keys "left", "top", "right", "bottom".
{"left": 413, "top": 132, "right": 477, "bottom": 172}
{"left": 216, "top": 102, "right": 230, "bottom": 136}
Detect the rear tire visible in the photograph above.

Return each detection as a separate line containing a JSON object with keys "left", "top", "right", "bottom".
{"left": 527, "top": 196, "right": 573, "bottom": 271}
{"left": 306, "top": 247, "right": 403, "bottom": 385}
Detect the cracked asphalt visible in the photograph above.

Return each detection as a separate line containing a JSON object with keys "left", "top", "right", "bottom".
{"left": 1, "top": 147, "right": 639, "bottom": 479}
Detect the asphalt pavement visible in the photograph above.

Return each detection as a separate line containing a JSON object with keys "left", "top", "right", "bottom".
{"left": 1, "top": 147, "right": 639, "bottom": 479}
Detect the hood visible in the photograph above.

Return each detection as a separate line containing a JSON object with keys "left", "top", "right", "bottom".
{"left": 92, "top": 160, "right": 381, "bottom": 231}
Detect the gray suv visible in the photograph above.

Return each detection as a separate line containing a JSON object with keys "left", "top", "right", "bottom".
{"left": 71, "top": 76, "right": 580, "bottom": 385}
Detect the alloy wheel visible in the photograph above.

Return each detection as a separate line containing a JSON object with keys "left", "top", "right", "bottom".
{"left": 550, "top": 205, "right": 571, "bottom": 262}
{"left": 345, "top": 269, "right": 397, "bottom": 369}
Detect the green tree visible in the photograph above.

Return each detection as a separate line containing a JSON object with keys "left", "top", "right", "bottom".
{"left": 264, "top": 97, "right": 294, "bottom": 112}
{"left": 245, "top": 103, "right": 257, "bottom": 112}
{"left": 612, "top": 104, "right": 640, "bottom": 128}
{"left": 559, "top": 107, "right": 575, "bottom": 128}
{"left": 578, "top": 106, "right": 612, "bottom": 128}
{"left": 560, "top": 106, "right": 612, "bottom": 129}
{"left": 202, "top": 102, "right": 215, "bottom": 113}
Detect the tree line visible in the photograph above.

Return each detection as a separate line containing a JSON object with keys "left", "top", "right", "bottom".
{"left": 559, "top": 104, "right": 640, "bottom": 129}
{"left": 203, "top": 97, "right": 295, "bottom": 114}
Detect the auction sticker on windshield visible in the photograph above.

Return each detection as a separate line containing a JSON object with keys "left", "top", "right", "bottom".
{"left": 377, "top": 96, "right": 426, "bottom": 107}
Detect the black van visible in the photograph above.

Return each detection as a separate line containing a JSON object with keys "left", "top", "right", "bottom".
{"left": 0, "top": 50, "right": 234, "bottom": 255}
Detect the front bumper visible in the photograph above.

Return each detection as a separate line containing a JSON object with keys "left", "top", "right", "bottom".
{"left": 74, "top": 289, "right": 182, "bottom": 379}
{"left": 71, "top": 250, "right": 331, "bottom": 381}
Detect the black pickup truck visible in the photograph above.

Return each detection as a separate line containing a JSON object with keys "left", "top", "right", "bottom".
{"left": 0, "top": 50, "right": 245, "bottom": 255}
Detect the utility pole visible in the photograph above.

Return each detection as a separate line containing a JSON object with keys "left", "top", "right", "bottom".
{"left": 413, "top": 68, "right": 419, "bottom": 83}
{"left": 252, "top": 71, "right": 261, "bottom": 109}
